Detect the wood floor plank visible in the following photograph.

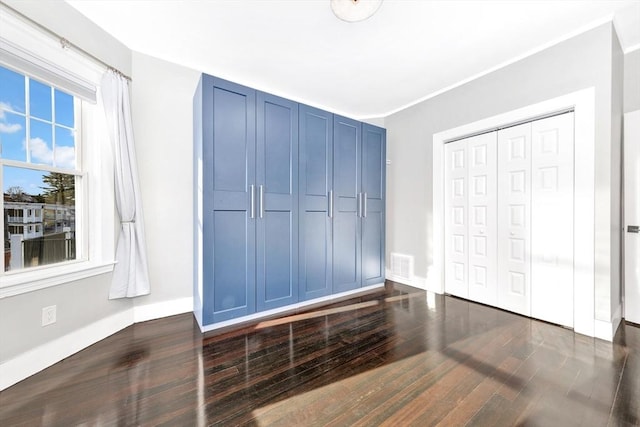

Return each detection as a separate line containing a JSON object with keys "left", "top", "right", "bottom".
{"left": 1, "top": 281, "right": 638, "bottom": 426}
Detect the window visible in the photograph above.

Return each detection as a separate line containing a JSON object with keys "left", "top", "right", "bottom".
{"left": 1, "top": 64, "right": 80, "bottom": 272}
{"left": 0, "top": 7, "right": 115, "bottom": 297}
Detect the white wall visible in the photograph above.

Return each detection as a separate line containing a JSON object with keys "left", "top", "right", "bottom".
{"left": 384, "top": 23, "right": 622, "bottom": 328}
{"left": 130, "top": 52, "right": 201, "bottom": 315}
{"left": 624, "top": 49, "right": 640, "bottom": 113}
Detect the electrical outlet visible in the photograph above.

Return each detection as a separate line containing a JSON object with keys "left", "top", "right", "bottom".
{"left": 42, "top": 305, "right": 57, "bottom": 326}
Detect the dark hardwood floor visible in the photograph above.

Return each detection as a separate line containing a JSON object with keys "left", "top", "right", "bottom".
{"left": 1, "top": 281, "right": 638, "bottom": 426}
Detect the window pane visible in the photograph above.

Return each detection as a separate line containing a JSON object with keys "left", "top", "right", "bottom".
{"left": 54, "top": 126, "right": 76, "bottom": 169}
{"left": 0, "top": 66, "right": 26, "bottom": 113}
{"left": 29, "top": 79, "right": 52, "bottom": 121}
{"left": 0, "top": 111, "right": 26, "bottom": 161}
{"left": 3, "top": 166, "right": 76, "bottom": 271}
{"left": 29, "top": 119, "right": 54, "bottom": 166}
{"left": 54, "top": 89, "right": 74, "bottom": 128}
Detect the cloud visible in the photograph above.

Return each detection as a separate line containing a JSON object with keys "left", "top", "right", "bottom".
{"left": 29, "top": 137, "right": 75, "bottom": 169}
{"left": 0, "top": 122, "right": 22, "bottom": 133}
{"left": 0, "top": 101, "right": 23, "bottom": 134}
{"left": 55, "top": 146, "right": 75, "bottom": 169}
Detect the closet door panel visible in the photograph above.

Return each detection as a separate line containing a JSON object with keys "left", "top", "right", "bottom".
{"left": 362, "top": 124, "right": 386, "bottom": 286}
{"left": 256, "top": 93, "right": 299, "bottom": 311}
{"left": 333, "top": 115, "right": 361, "bottom": 293}
{"left": 444, "top": 139, "right": 469, "bottom": 298}
{"left": 299, "top": 105, "right": 333, "bottom": 300}
{"left": 468, "top": 132, "right": 497, "bottom": 306}
{"left": 530, "top": 113, "right": 574, "bottom": 327}
{"left": 497, "top": 123, "right": 531, "bottom": 317}
{"left": 206, "top": 78, "right": 256, "bottom": 323}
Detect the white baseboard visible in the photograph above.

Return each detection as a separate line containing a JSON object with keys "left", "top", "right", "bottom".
{"left": 134, "top": 297, "right": 193, "bottom": 323}
{"left": 0, "top": 309, "right": 133, "bottom": 391}
{"left": 594, "top": 304, "right": 622, "bottom": 342}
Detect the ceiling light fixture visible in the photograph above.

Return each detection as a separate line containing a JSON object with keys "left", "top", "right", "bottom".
{"left": 330, "top": 0, "right": 383, "bottom": 23}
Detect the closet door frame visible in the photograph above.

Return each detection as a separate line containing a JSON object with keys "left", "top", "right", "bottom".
{"left": 433, "top": 88, "right": 598, "bottom": 339}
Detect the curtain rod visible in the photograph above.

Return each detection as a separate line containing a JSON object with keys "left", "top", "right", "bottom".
{"left": 0, "top": 1, "right": 132, "bottom": 81}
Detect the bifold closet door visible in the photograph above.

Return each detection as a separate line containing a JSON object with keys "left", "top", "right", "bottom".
{"left": 444, "top": 133, "right": 497, "bottom": 302}
{"left": 444, "top": 139, "right": 469, "bottom": 298}
{"left": 530, "top": 113, "right": 574, "bottom": 328}
{"left": 497, "top": 122, "right": 532, "bottom": 317}
{"left": 445, "top": 113, "right": 574, "bottom": 326}
{"left": 496, "top": 113, "right": 574, "bottom": 325}
{"left": 467, "top": 133, "right": 497, "bottom": 305}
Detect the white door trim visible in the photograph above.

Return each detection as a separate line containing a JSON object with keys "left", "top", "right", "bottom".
{"left": 432, "top": 87, "right": 595, "bottom": 337}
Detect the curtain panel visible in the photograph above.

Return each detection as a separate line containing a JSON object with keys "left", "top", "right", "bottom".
{"left": 101, "top": 70, "right": 150, "bottom": 298}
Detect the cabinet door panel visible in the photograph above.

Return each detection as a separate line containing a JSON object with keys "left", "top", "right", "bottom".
{"left": 205, "top": 77, "right": 256, "bottom": 323}
{"left": 362, "top": 124, "right": 386, "bottom": 286}
{"left": 362, "top": 211, "right": 384, "bottom": 283}
{"left": 302, "top": 211, "right": 330, "bottom": 294}
{"left": 333, "top": 115, "right": 361, "bottom": 293}
{"left": 213, "top": 87, "right": 251, "bottom": 192}
{"left": 299, "top": 105, "right": 333, "bottom": 300}
{"left": 213, "top": 211, "right": 254, "bottom": 314}
{"left": 256, "top": 93, "right": 298, "bottom": 311}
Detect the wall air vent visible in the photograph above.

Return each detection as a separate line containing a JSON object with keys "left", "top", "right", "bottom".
{"left": 390, "top": 253, "right": 413, "bottom": 281}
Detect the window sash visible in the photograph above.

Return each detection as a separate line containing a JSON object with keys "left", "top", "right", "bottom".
{"left": 0, "top": 68, "right": 85, "bottom": 274}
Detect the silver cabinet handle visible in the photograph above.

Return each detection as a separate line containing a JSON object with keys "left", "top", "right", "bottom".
{"left": 363, "top": 192, "right": 367, "bottom": 218}
{"left": 250, "top": 185, "right": 255, "bottom": 219}
{"left": 328, "top": 190, "right": 333, "bottom": 218}
{"left": 259, "top": 185, "right": 264, "bottom": 218}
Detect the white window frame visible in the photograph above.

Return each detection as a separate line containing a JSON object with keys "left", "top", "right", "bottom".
{"left": 0, "top": 9, "right": 115, "bottom": 298}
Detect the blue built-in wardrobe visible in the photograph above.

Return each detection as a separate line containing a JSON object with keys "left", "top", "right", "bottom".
{"left": 193, "top": 74, "right": 385, "bottom": 330}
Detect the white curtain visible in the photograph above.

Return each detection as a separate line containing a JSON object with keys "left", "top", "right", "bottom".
{"left": 101, "top": 70, "right": 150, "bottom": 298}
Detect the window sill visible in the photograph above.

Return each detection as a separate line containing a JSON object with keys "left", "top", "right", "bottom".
{"left": 0, "top": 261, "right": 115, "bottom": 298}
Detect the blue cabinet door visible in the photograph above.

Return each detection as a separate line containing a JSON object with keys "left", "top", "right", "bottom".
{"left": 256, "top": 92, "right": 299, "bottom": 311}
{"left": 361, "top": 124, "right": 386, "bottom": 286}
{"left": 203, "top": 76, "right": 256, "bottom": 324}
{"left": 333, "top": 115, "right": 362, "bottom": 293}
{"left": 298, "top": 105, "right": 333, "bottom": 300}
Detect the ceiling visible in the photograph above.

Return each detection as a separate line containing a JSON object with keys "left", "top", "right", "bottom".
{"left": 66, "top": 0, "right": 640, "bottom": 119}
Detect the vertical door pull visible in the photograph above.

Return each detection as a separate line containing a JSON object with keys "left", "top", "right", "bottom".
{"left": 250, "top": 185, "right": 255, "bottom": 219}
{"left": 363, "top": 192, "right": 367, "bottom": 218}
{"left": 259, "top": 185, "right": 264, "bottom": 218}
{"left": 329, "top": 190, "right": 334, "bottom": 218}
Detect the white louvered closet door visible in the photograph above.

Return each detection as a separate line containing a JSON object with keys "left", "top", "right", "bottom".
{"left": 530, "top": 113, "right": 574, "bottom": 328}
{"left": 444, "top": 139, "right": 469, "bottom": 298}
{"left": 467, "top": 133, "right": 498, "bottom": 306}
{"left": 497, "top": 122, "right": 532, "bottom": 317}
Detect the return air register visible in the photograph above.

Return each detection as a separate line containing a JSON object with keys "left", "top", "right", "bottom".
{"left": 390, "top": 253, "right": 414, "bottom": 282}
